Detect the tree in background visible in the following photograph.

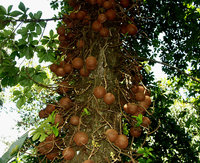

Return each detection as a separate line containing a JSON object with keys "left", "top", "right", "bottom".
{"left": 0, "top": 0, "right": 199, "bottom": 162}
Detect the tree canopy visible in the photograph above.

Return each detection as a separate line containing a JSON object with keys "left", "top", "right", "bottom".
{"left": 0, "top": 0, "right": 199, "bottom": 162}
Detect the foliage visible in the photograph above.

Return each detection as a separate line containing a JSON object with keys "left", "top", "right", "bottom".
{"left": 0, "top": 0, "right": 199, "bottom": 162}
{"left": 0, "top": 131, "right": 28, "bottom": 163}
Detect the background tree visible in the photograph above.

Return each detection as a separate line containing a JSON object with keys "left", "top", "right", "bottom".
{"left": 0, "top": 0, "right": 199, "bottom": 162}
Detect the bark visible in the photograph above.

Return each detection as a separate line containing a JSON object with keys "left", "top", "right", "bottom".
{"left": 65, "top": 33, "right": 124, "bottom": 163}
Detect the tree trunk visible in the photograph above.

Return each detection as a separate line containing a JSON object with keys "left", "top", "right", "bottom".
{"left": 65, "top": 33, "right": 123, "bottom": 163}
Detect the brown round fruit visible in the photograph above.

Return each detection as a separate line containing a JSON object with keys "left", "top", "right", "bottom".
{"left": 100, "top": 27, "right": 109, "bottom": 37}
{"left": 63, "top": 63, "right": 73, "bottom": 73}
{"left": 105, "top": 9, "right": 116, "bottom": 21}
{"left": 76, "top": 11, "right": 86, "bottom": 20}
{"left": 142, "top": 117, "right": 151, "bottom": 127}
{"left": 55, "top": 67, "right": 66, "bottom": 77}
{"left": 93, "top": 86, "right": 106, "bottom": 98}
{"left": 50, "top": 64, "right": 58, "bottom": 73}
{"left": 97, "top": 0, "right": 105, "bottom": 6}
{"left": 124, "top": 103, "right": 137, "bottom": 115}
{"left": 85, "top": 56, "right": 97, "bottom": 70}
{"left": 54, "top": 114, "right": 64, "bottom": 126}
{"left": 131, "top": 85, "right": 138, "bottom": 93}
{"left": 57, "top": 25, "right": 65, "bottom": 35}
{"left": 37, "top": 141, "right": 53, "bottom": 155}
{"left": 59, "top": 97, "right": 72, "bottom": 109}
{"left": 83, "top": 160, "right": 95, "bottom": 163}
{"left": 88, "top": 0, "right": 97, "bottom": 5}
{"left": 58, "top": 35, "right": 66, "bottom": 42}
{"left": 62, "top": 147, "right": 75, "bottom": 160}
{"left": 73, "top": 131, "right": 89, "bottom": 146}
{"left": 126, "top": 24, "right": 138, "bottom": 36}
{"left": 103, "top": 0, "right": 113, "bottom": 9}
{"left": 138, "top": 95, "right": 151, "bottom": 110}
{"left": 97, "top": 14, "right": 107, "bottom": 23}
{"left": 114, "top": 134, "right": 128, "bottom": 149}
{"left": 45, "top": 104, "right": 56, "bottom": 114}
{"left": 59, "top": 61, "right": 66, "bottom": 67}
{"left": 123, "top": 104, "right": 129, "bottom": 113}
{"left": 76, "top": 39, "right": 85, "bottom": 48}
{"left": 72, "top": 57, "right": 84, "bottom": 69}
{"left": 92, "top": 20, "right": 103, "bottom": 32}
{"left": 70, "top": 115, "right": 80, "bottom": 125}
{"left": 105, "top": 129, "right": 118, "bottom": 142}
{"left": 80, "top": 67, "right": 90, "bottom": 77}
{"left": 46, "top": 149, "right": 59, "bottom": 160}
{"left": 69, "top": 12, "right": 77, "bottom": 19}
{"left": 135, "top": 92, "right": 145, "bottom": 101}
{"left": 121, "top": 25, "right": 128, "bottom": 34}
{"left": 120, "top": 0, "right": 129, "bottom": 8}
{"left": 130, "top": 127, "right": 142, "bottom": 138}
{"left": 137, "top": 85, "right": 145, "bottom": 93}
{"left": 103, "top": 93, "right": 115, "bottom": 104}
{"left": 39, "top": 109, "right": 48, "bottom": 119}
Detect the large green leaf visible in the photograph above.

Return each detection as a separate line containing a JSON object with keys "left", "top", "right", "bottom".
{"left": 18, "top": 2, "right": 26, "bottom": 12}
{"left": 0, "top": 131, "right": 29, "bottom": 163}
{"left": 0, "top": 5, "right": 6, "bottom": 15}
{"left": 10, "top": 10, "right": 23, "bottom": 17}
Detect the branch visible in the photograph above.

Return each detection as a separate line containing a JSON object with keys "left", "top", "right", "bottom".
{"left": 135, "top": 56, "right": 200, "bottom": 84}
{"left": 123, "top": 48, "right": 200, "bottom": 83}
{"left": 5, "top": 17, "right": 62, "bottom": 23}
{"left": 25, "top": 68, "right": 56, "bottom": 89}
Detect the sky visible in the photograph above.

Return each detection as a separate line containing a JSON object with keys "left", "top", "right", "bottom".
{"left": 0, "top": 0, "right": 167, "bottom": 158}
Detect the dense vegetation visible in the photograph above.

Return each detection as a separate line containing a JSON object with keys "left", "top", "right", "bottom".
{"left": 0, "top": 0, "right": 199, "bottom": 162}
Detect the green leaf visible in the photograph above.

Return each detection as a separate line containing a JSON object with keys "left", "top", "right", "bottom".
{"left": 137, "top": 147, "right": 145, "bottom": 154}
{"left": 52, "top": 126, "right": 59, "bottom": 137}
{"left": 24, "top": 46, "right": 34, "bottom": 59}
{"left": 0, "top": 5, "right": 6, "bottom": 15}
{"left": 7, "top": 5, "right": 13, "bottom": 13}
{"left": 36, "top": 24, "right": 42, "bottom": 35}
{"left": 144, "top": 65, "right": 151, "bottom": 74}
{"left": 18, "top": 2, "right": 26, "bottom": 12}
{"left": 82, "top": 108, "right": 91, "bottom": 116}
{"left": 0, "top": 131, "right": 28, "bottom": 163}
{"left": 34, "top": 11, "right": 42, "bottom": 19}
{"left": 49, "top": 30, "right": 54, "bottom": 38}
{"left": 10, "top": 10, "right": 23, "bottom": 17}
{"left": 32, "top": 132, "right": 40, "bottom": 141}
{"left": 29, "top": 12, "right": 34, "bottom": 19}
{"left": 31, "top": 40, "right": 39, "bottom": 46}
{"left": 16, "top": 96, "right": 26, "bottom": 108}
{"left": 39, "top": 133, "right": 48, "bottom": 142}
{"left": 39, "top": 21, "right": 46, "bottom": 28}
{"left": 13, "top": 90, "right": 21, "bottom": 96}
{"left": 27, "top": 23, "right": 35, "bottom": 31}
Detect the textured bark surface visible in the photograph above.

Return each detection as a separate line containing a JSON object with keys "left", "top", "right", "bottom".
{"left": 66, "top": 35, "right": 123, "bottom": 163}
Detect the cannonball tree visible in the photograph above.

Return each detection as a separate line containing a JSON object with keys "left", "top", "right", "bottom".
{"left": 0, "top": 0, "right": 199, "bottom": 162}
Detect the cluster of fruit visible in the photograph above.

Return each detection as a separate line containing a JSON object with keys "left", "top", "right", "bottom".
{"left": 50, "top": 56, "right": 97, "bottom": 77}
{"left": 35, "top": 0, "right": 151, "bottom": 162}
{"left": 123, "top": 85, "right": 152, "bottom": 138}
{"left": 93, "top": 86, "right": 115, "bottom": 104}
